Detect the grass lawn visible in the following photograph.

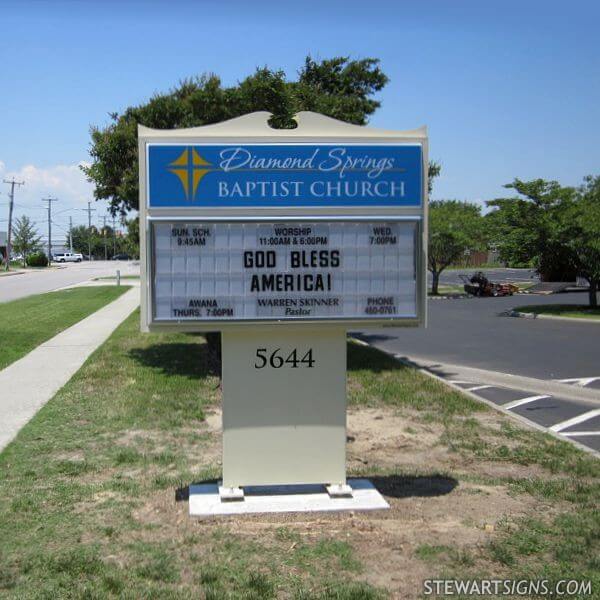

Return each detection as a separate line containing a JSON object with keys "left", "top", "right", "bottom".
{"left": 4, "top": 262, "right": 48, "bottom": 272}
{"left": 0, "top": 313, "right": 598, "bottom": 598}
{"left": 428, "top": 284, "right": 465, "bottom": 296}
{"left": 0, "top": 286, "right": 130, "bottom": 371}
{"left": 514, "top": 304, "right": 600, "bottom": 320}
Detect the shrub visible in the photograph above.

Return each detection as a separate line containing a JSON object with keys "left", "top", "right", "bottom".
{"left": 26, "top": 252, "right": 49, "bottom": 267}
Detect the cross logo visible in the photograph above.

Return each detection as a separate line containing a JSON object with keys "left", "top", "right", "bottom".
{"left": 168, "top": 148, "right": 212, "bottom": 201}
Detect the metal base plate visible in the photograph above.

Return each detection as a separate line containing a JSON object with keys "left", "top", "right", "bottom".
{"left": 189, "top": 478, "right": 389, "bottom": 517}
{"left": 326, "top": 483, "right": 354, "bottom": 498}
{"left": 218, "top": 485, "right": 245, "bottom": 501}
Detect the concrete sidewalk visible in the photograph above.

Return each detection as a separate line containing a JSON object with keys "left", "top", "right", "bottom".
{"left": 0, "top": 286, "right": 140, "bottom": 451}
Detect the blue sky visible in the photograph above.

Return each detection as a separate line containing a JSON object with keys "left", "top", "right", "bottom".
{"left": 0, "top": 0, "right": 598, "bottom": 236}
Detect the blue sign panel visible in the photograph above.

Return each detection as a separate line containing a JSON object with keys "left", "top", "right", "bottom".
{"left": 147, "top": 144, "right": 422, "bottom": 208}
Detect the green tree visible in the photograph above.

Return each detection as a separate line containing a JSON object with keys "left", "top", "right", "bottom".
{"left": 486, "top": 179, "right": 577, "bottom": 280}
{"left": 428, "top": 161, "right": 441, "bottom": 194}
{"left": 567, "top": 176, "right": 600, "bottom": 306}
{"left": 124, "top": 218, "right": 140, "bottom": 258}
{"left": 71, "top": 225, "right": 104, "bottom": 259}
{"left": 12, "top": 216, "right": 42, "bottom": 266}
{"left": 83, "top": 57, "right": 389, "bottom": 215}
{"left": 428, "top": 200, "right": 485, "bottom": 295}
{"left": 83, "top": 55, "right": 439, "bottom": 216}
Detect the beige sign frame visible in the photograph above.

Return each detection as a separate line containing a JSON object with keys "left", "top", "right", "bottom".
{"left": 139, "top": 111, "right": 428, "bottom": 332}
{"left": 138, "top": 112, "right": 428, "bottom": 493}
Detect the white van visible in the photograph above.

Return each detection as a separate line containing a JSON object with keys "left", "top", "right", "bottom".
{"left": 52, "top": 252, "right": 83, "bottom": 263}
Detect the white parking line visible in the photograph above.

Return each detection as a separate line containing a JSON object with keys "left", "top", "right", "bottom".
{"left": 561, "top": 431, "right": 600, "bottom": 437}
{"left": 502, "top": 395, "right": 550, "bottom": 410}
{"left": 448, "top": 380, "right": 474, "bottom": 385}
{"left": 555, "top": 377, "right": 600, "bottom": 387}
{"left": 550, "top": 409, "right": 600, "bottom": 433}
{"left": 466, "top": 385, "right": 493, "bottom": 391}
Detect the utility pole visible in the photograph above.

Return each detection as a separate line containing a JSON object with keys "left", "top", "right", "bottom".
{"left": 42, "top": 197, "right": 58, "bottom": 262}
{"left": 3, "top": 178, "right": 24, "bottom": 271}
{"left": 79, "top": 201, "right": 96, "bottom": 261}
{"left": 69, "top": 216, "right": 73, "bottom": 252}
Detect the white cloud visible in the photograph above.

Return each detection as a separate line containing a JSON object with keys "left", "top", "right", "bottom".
{"left": 0, "top": 160, "right": 113, "bottom": 240}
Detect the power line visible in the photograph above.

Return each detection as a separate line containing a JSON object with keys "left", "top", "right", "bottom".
{"left": 3, "top": 178, "right": 25, "bottom": 271}
{"left": 50, "top": 220, "right": 70, "bottom": 234}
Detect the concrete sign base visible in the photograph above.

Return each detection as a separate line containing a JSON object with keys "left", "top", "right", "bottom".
{"left": 221, "top": 326, "right": 347, "bottom": 488}
{"left": 189, "top": 479, "right": 389, "bottom": 517}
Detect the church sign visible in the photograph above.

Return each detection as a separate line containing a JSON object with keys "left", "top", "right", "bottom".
{"left": 139, "top": 112, "right": 428, "bottom": 506}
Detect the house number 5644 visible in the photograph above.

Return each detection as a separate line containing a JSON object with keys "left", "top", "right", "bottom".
{"left": 254, "top": 348, "right": 315, "bottom": 369}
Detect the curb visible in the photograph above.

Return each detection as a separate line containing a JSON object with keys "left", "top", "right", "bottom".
{"left": 410, "top": 358, "right": 600, "bottom": 459}
{"left": 0, "top": 271, "right": 25, "bottom": 278}
{"left": 509, "top": 310, "right": 600, "bottom": 324}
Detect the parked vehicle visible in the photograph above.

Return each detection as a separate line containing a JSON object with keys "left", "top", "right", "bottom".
{"left": 52, "top": 252, "right": 83, "bottom": 263}
{"left": 112, "top": 253, "right": 130, "bottom": 261}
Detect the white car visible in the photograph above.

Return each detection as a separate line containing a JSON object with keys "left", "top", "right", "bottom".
{"left": 52, "top": 252, "right": 83, "bottom": 263}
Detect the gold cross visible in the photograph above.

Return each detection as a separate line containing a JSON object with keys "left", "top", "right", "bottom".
{"left": 168, "top": 148, "right": 212, "bottom": 200}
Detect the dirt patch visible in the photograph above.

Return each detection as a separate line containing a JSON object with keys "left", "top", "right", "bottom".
{"left": 347, "top": 408, "right": 447, "bottom": 471}
{"left": 121, "top": 405, "right": 571, "bottom": 597}
{"left": 128, "top": 479, "right": 552, "bottom": 597}
{"left": 53, "top": 450, "right": 86, "bottom": 462}
{"left": 109, "top": 423, "right": 220, "bottom": 468}
{"left": 203, "top": 409, "right": 222, "bottom": 434}
{"left": 347, "top": 407, "right": 550, "bottom": 481}
{"left": 74, "top": 490, "right": 123, "bottom": 514}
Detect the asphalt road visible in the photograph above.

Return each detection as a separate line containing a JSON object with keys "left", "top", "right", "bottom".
{"left": 360, "top": 291, "right": 598, "bottom": 381}
{"left": 0, "top": 261, "right": 140, "bottom": 302}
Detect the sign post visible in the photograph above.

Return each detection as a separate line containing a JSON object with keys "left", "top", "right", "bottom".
{"left": 139, "top": 111, "right": 427, "bottom": 513}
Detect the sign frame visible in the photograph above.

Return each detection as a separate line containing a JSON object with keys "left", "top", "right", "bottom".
{"left": 139, "top": 111, "right": 428, "bottom": 333}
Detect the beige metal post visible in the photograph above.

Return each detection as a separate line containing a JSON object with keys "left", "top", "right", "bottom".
{"left": 221, "top": 326, "right": 347, "bottom": 489}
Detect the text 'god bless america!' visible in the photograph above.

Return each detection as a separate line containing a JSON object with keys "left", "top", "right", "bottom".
{"left": 245, "top": 245, "right": 339, "bottom": 293}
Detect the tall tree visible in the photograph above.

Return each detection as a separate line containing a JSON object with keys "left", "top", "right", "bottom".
{"left": 428, "top": 200, "right": 485, "bottom": 295}
{"left": 83, "top": 57, "right": 390, "bottom": 215}
{"left": 11, "top": 216, "right": 42, "bottom": 266}
{"left": 486, "top": 179, "right": 577, "bottom": 280}
{"left": 428, "top": 161, "right": 441, "bottom": 194}
{"left": 71, "top": 225, "right": 103, "bottom": 259}
{"left": 567, "top": 176, "right": 600, "bottom": 306}
{"left": 124, "top": 218, "right": 140, "bottom": 259}
{"left": 83, "top": 56, "right": 440, "bottom": 216}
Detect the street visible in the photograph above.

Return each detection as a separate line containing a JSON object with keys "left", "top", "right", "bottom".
{"left": 0, "top": 261, "right": 139, "bottom": 303}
